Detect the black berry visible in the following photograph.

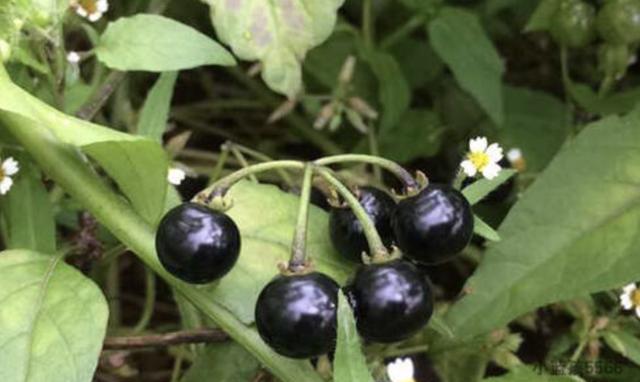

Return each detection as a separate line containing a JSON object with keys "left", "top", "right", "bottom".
{"left": 392, "top": 184, "right": 473, "bottom": 264}
{"left": 255, "top": 272, "right": 339, "bottom": 359}
{"left": 329, "top": 186, "right": 396, "bottom": 262}
{"left": 344, "top": 260, "right": 433, "bottom": 343}
{"left": 155, "top": 202, "right": 241, "bottom": 284}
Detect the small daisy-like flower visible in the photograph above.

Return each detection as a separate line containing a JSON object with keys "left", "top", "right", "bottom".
{"left": 506, "top": 148, "right": 526, "bottom": 172}
{"left": 460, "top": 137, "right": 503, "bottom": 180}
{"left": 0, "top": 157, "right": 19, "bottom": 195}
{"left": 387, "top": 358, "right": 416, "bottom": 382}
{"left": 67, "top": 51, "right": 81, "bottom": 64}
{"left": 620, "top": 283, "right": 640, "bottom": 318}
{"left": 167, "top": 168, "right": 186, "bottom": 186}
{"left": 72, "top": 0, "right": 109, "bottom": 22}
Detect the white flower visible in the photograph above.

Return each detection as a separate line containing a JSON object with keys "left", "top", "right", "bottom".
{"left": 506, "top": 147, "right": 527, "bottom": 172}
{"left": 67, "top": 51, "right": 81, "bottom": 64}
{"left": 460, "top": 137, "right": 503, "bottom": 180}
{"left": 0, "top": 157, "right": 19, "bottom": 195}
{"left": 620, "top": 283, "right": 640, "bottom": 318}
{"left": 167, "top": 168, "right": 186, "bottom": 186}
{"left": 387, "top": 358, "right": 415, "bottom": 382}
{"left": 72, "top": 0, "right": 109, "bottom": 22}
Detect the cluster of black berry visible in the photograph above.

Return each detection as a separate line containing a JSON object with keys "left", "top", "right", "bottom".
{"left": 154, "top": 158, "right": 474, "bottom": 360}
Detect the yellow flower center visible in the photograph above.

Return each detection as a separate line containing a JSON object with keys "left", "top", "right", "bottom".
{"left": 632, "top": 289, "right": 640, "bottom": 307}
{"left": 0, "top": 167, "right": 5, "bottom": 181}
{"left": 78, "top": 0, "right": 98, "bottom": 13}
{"left": 467, "top": 151, "right": 490, "bottom": 171}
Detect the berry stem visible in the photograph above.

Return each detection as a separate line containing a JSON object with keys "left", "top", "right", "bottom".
{"left": 288, "top": 164, "right": 314, "bottom": 272}
{"left": 315, "top": 166, "right": 390, "bottom": 261}
{"left": 226, "top": 144, "right": 258, "bottom": 183}
{"left": 208, "top": 144, "right": 230, "bottom": 185}
{"left": 223, "top": 141, "right": 295, "bottom": 187}
{"left": 314, "top": 154, "right": 418, "bottom": 193}
{"left": 197, "top": 160, "right": 306, "bottom": 202}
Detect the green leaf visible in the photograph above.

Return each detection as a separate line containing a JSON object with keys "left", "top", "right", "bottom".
{"left": 334, "top": 291, "right": 375, "bottom": 382}
{"left": 203, "top": 181, "right": 353, "bottom": 324}
{"left": 203, "top": 0, "right": 344, "bottom": 97}
{"left": 95, "top": 15, "right": 236, "bottom": 72}
{"left": 136, "top": 71, "right": 178, "bottom": 141}
{"left": 462, "top": 169, "right": 517, "bottom": 205}
{"left": 389, "top": 37, "right": 444, "bottom": 90}
{"left": 603, "top": 330, "right": 640, "bottom": 366}
{"left": 362, "top": 49, "right": 411, "bottom": 132}
{"left": 524, "top": 0, "right": 560, "bottom": 32}
{"left": 429, "top": 314, "right": 455, "bottom": 339}
{"left": 0, "top": 250, "right": 108, "bottom": 382}
{"left": 0, "top": 154, "right": 56, "bottom": 253}
{"left": 473, "top": 215, "right": 501, "bottom": 242}
{"left": 569, "top": 83, "right": 640, "bottom": 117}
{"left": 498, "top": 86, "right": 568, "bottom": 173}
{"left": 377, "top": 109, "right": 443, "bottom": 162}
{"left": 433, "top": 339, "right": 489, "bottom": 382}
{"left": 483, "top": 366, "right": 583, "bottom": 381}
{"left": 444, "top": 107, "right": 640, "bottom": 340}
{"left": 0, "top": 76, "right": 168, "bottom": 224}
{"left": 429, "top": 7, "right": 504, "bottom": 125}
{"left": 181, "top": 342, "right": 260, "bottom": 382}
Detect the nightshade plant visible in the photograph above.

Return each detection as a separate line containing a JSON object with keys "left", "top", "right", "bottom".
{"left": 1, "top": 0, "right": 640, "bottom": 382}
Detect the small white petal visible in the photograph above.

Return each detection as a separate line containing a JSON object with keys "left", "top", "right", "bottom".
{"left": 486, "top": 143, "right": 504, "bottom": 162}
{"left": 460, "top": 160, "right": 477, "bottom": 177}
{"left": 75, "top": 7, "right": 88, "bottom": 17}
{"left": 387, "top": 358, "right": 414, "bottom": 382}
{"left": 621, "top": 294, "right": 634, "bottom": 310}
{"left": 635, "top": 306, "right": 640, "bottom": 319}
{"left": 507, "top": 148, "right": 523, "bottom": 163}
{"left": 469, "top": 137, "right": 488, "bottom": 153}
{"left": 88, "top": 12, "right": 103, "bottom": 22}
{"left": 67, "top": 51, "right": 81, "bottom": 64}
{"left": 623, "top": 283, "right": 637, "bottom": 294}
{"left": 168, "top": 168, "right": 186, "bottom": 186}
{"left": 96, "top": 0, "right": 109, "bottom": 12}
{"left": 0, "top": 177, "right": 13, "bottom": 195}
{"left": 2, "top": 157, "right": 19, "bottom": 175}
{"left": 481, "top": 162, "right": 502, "bottom": 180}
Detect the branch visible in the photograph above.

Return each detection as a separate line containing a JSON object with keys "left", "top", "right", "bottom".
{"left": 103, "top": 328, "right": 228, "bottom": 350}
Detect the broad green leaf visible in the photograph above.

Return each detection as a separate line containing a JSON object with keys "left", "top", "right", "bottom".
{"left": 603, "top": 330, "right": 640, "bottom": 366}
{"left": 483, "top": 366, "right": 583, "bottom": 381}
{"left": 473, "top": 215, "right": 500, "bottom": 242}
{"left": 389, "top": 38, "right": 444, "bottom": 90}
{"left": 136, "top": 71, "right": 178, "bottom": 141}
{"left": 377, "top": 109, "right": 443, "bottom": 162}
{"left": 524, "top": 0, "right": 559, "bottom": 32}
{"left": 462, "top": 169, "right": 517, "bottom": 205}
{"left": 499, "top": 86, "right": 568, "bottom": 173}
{"left": 181, "top": 342, "right": 260, "bottom": 382}
{"left": 429, "top": 314, "right": 455, "bottom": 339}
{"left": 203, "top": 0, "right": 344, "bottom": 97}
{"left": 0, "top": 154, "right": 55, "bottom": 253}
{"left": 429, "top": 7, "right": 504, "bottom": 125}
{"left": 0, "top": 74, "right": 168, "bottom": 224}
{"left": 0, "top": 250, "right": 108, "bottom": 382}
{"left": 445, "top": 107, "right": 640, "bottom": 340}
{"left": 433, "top": 340, "right": 489, "bottom": 382}
{"left": 199, "top": 181, "right": 353, "bottom": 324}
{"left": 96, "top": 15, "right": 235, "bottom": 72}
{"left": 569, "top": 83, "right": 640, "bottom": 117}
{"left": 334, "top": 291, "right": 375, "bottom": 382}
{"left": 362, "top": 49, "right": 410, "bottom": 132}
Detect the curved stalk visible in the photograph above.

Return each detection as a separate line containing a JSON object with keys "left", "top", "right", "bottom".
{"left": 315, "top": 166, "right": 389, "bottom": 261}
{"left": 288, "top": 164, "right": 314, "bottom": 271}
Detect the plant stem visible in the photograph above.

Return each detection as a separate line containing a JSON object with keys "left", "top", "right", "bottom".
{"left": 366, "top": 124, "right": 382, "bottom": 182}
{"left": 133, "top": 266, "right": 156, "bottom": 333}
{"left": 170, "top": 351, "right": 184, "bottom": 382}
{"left": 227, "top": 144, "right": 258, "bottom": 183}
{"left": 200, "top": 160, "right": 305, "bottom": 200}
{"left": 208, "top": 144, "right": 230, "bottom": 185}
{"left": 315, "top": 167, "right": 389, "bottom": 260}
{"left": 289, "top": 164, "right": 314, "bottom": 271}
{"left": 1, "top": 114, "right": 323, "bottom": 382}
{"left": 224, "top": 141, "right": 294, "bottom": 187}
{"left": 103, "top": 328, "right": 228, "bottom": 349}
{"left": 362, "top": 0, "right": 375, "bottom": 49}
{"left": 380, "top": 14, "right": 426, "bottom": 49}
{"left": 314, "top": 154, "right": 418, "bottom": 192}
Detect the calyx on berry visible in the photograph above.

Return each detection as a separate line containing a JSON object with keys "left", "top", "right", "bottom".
{"left": 155, "top": 202, "right": 241, "bottom": 284}
{"left": 329, "top": 186, "right": 396, "bottom": 262}
{"left": 255, "top": 272, "right": 339, "bottom": 358}
{"left": 392, "top": 183, "right": 474, "bottom": 264}
{"left": 344, "top": 260, "right": 434, "bottom": 343}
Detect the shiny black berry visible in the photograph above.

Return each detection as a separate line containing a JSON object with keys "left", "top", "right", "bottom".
{"left": 329, "top": 187, "right": 396, "bottom": 262}
{"left": 344, "top": 260, "right": 433, "bottom": 343}
{"left": 255, "top": 272, "right": 339, "bottom": 358}
{"left": 155, "top": 202, "right": 241, "bottom": 284}
{"left": 392, "top": 184, "right": 473, "bottom": 264}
